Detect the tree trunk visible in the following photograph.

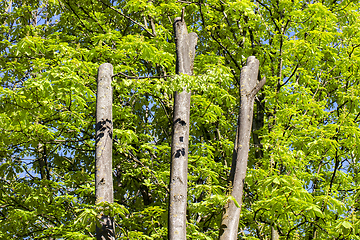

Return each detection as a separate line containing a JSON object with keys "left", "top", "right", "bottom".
{"left": 168, "top": 16, "right": 197, "bottom": 240}
{"left": 219, "top": 56, "right": 266, "bottom": 240}
{"left": 95, "top": 63, "right": 115, "bottom": 240}
{"left": 271, "top": 226, "right": 280, "bottom": 240}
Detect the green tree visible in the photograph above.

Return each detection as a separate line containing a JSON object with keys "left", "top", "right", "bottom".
{"left": 1, "top": 0, "right": 360, "bottom": 239}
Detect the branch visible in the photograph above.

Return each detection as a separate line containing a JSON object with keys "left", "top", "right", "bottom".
{"left": 250, "top": 76, "right": 266, "bottom": 98}
{"left": 197, "top": 2, "right": 242, "bottom": 73}
{"left": 149, "top": 16, "right": 157, "bottom": 36}
{"left": 181, "top": 7, "right": 185, "bottom": 22}
{"left": 99, "top": 0, "right": 155, "bottom": 37}
{"left": 281, "top": 64, "right": 299, "bottom": 87}
{"left": 125, "top": 148, "right": 169, "bottom": 193}
{"left": 151, "top": 94, "right": 172, "bottom": 124}
{"left": 211, "top": 32, "right": 242, "bottom": 72}
{"left": 61, "top": 0, "right": 93, "bottom": 37}
{"left": 354, "top": 111, "right": 360, "bottom": 122}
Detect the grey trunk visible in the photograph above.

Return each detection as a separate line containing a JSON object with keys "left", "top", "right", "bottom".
{"left": 168, "top": 17, "right": 197, "bottom": 240}
{"left": 219, "top": 57, "right": 266, "bottom": 240}
{"left": 95, "top": 63, "right": 115, "bottom": 240}
{"left": 271, "top": 226, "right": 280, "bottom": 240}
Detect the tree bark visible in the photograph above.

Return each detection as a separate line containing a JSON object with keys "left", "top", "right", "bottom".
{"left": 168, "top": 16, "right": 197, "bottom": 240}
{"left": 95, "top": 63, "right": 115, "bottom": 240}
{"left": 271, "top": 226, "right": 280, "bottom": 240}
{"left": 219, "top": 56, "right": 266, "bottom": 240}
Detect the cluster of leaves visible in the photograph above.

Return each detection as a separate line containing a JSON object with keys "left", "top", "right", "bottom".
{"left": 1, "top": 0, "right": 360, "bottom": 239}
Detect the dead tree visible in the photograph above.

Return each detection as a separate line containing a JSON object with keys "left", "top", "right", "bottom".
{"left": 168, "top": 14, "right": 197, "bottom": 240}
{"left": 95, "top": 63, "right": 115, "bottom": 240}
{"left": 219, "top": 56, "right": 266, "bottom": 240}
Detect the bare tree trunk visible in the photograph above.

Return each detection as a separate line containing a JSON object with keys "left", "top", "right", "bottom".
{"left": 271, "top": 226, "right": 279, "bottom": 240}
{"left": 219, "top": 56, "right": 266, "bottom": 240}
{"left": 95, "top": 63, "right": 115, "bottom": 240}
{"left": 168, "top": 15, "right": 197, "bottom": 240}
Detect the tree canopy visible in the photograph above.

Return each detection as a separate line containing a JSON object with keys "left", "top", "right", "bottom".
{"left": 1, "top": 0, "right": 360, "bottom": 239}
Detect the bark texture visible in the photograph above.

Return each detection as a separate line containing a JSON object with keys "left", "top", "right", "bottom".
{"left": 173, "top": 17, "right": 197, "bottom": 76}
{"left": 219, "top": 57, "right": 266, "bottom": 240}
{"left": 271, "top": 226, "right": 280, "bottom": 240}
{"left": 168, "top": 17, "right": 197, "bottom": 240}
{"left": 95, "top": 63, "right": 115, "bottom": 240}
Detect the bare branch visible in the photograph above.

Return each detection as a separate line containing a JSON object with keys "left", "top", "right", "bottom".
{"left": 250, "top": 76, "right": 266, "bottom": 98}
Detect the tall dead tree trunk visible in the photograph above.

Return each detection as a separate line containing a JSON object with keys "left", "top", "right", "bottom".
{"left": 219, "top": 56, "right": 266, "bottom": 240}
{"left": 168, "top": 15, "right": 197, "bottom": 240}
{"left": 95, "top": 63, "right": 115, "bottom": 240}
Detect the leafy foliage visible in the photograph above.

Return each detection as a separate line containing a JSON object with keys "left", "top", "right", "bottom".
{"left": 1, "top": 0, "right": 360, "bottom": 239}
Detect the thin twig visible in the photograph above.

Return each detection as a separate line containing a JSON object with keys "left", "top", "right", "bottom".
{"left": 112, "top": 72, "right": 174, "bottom": 79}
{"left": 200, "top": 98, "right": 215, "bottom": 118}
{"left": 181, "top": 7, "right": 185, "bottom": 22}
{"left": 98, "top": 0, "right": 155, "bottom": 37}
